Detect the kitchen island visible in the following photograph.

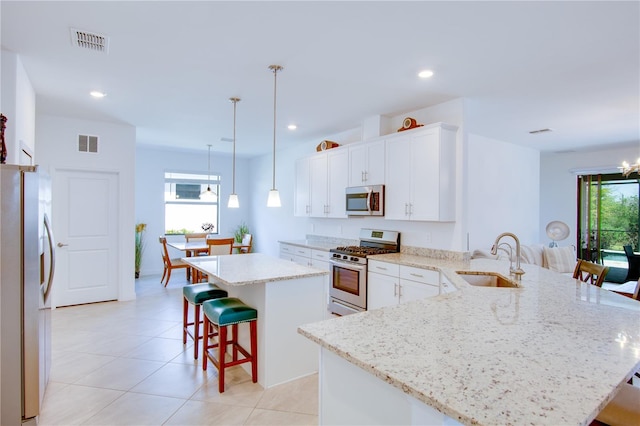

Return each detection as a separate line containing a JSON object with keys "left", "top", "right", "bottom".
{"left": 298, "top": 256, "right": 640, "bottom": 425}
{"left": 184, "top": 253, "right": 328, "bottom": 388}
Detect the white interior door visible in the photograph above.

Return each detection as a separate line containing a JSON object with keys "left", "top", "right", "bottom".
{"left": 53, "top": 169, "right": 119, "bottom": 307}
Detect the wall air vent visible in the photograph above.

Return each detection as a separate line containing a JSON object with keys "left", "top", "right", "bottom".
{"left": 529, "top": 128, "right": 553, "bottom": 134}
{"left": 78, "top": 135, "right": 98, "bottom": 153}
{"left": 70, "top": 28, "right": 109, "bottom": 53}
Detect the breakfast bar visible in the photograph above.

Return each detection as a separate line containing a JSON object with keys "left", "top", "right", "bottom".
{"left": 299, "top": 257, "right": 640, "bottom": 425}
{"left": 184, "top": 253, "right": 328, "bottom": 388}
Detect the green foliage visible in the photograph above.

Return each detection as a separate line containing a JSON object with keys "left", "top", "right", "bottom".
{"left": 165, "top": 228, "right": 194, "bottom": 235}
{"left": 591, "top": 182, "right": 639, "bottom": 251}
{"left": 135, "top": 223, "right": 146, "bottom": 272}
{"left": 233, "top": 222, "right": 250, "bottom": 243}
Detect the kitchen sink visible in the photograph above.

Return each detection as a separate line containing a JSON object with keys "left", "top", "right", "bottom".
{"left": 456, "top": 272, "right": 519, "bottom": 288}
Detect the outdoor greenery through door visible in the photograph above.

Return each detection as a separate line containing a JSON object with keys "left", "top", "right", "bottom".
{"left": 577, "top": 173, "right": 639, "bottom": 281}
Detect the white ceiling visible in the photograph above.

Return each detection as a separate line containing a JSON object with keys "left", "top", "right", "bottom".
{"left": 1, "top": 1, "right": 639, "bottom": 157}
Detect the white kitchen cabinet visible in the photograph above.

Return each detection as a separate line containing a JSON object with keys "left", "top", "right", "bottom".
{"left": 368, "top": 260, "right": 439, "bottom": 309}
{"left": 368, "top": 271, "right": 399, "bottom": 310}
{"left": 385, "top": 123, "right": 457, "bottom": 222}
{"left": 348, "top": 139, "right": 386, "bottom": 186}
{"left": 440, "top": 274, "right": 457, "bottom": 294}
{"left": 280, "top": 243, "right": 311, "bottom": 266}
{"left": 294, "top": 157, "right": 311, "bottom": 216}
{"left": 296, "top": 148, "right": 349, "bottom": 218}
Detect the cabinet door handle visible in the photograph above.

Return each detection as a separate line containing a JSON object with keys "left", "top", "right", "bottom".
{"left": 375, "top": 266, "right": 387, "bottom": 271}
{"left": 410, "top": 203, "right": 413, "bottom": 215}
{"left": 410, "top": 273, "right": 423, "bottom": 278}
{"left": 306, "top": 205, "right": 310, "bottom": 214}
{"left": 404, "top": 203, "right": 408, "bottom": 215}
{"left": 394, "top": 283, "right": 398, "bottom": 297}
{"left": 398, "top": 284, "right": 402, "bottom": 298}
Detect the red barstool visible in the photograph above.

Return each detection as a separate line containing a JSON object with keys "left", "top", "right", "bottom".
{"left": 202, "top": 297, "right": 257, "bottom": 393}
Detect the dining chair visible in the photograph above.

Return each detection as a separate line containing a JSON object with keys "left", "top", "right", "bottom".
{"left": 623, "top": 245, "right": 640, "bottom": 282}
{"left": 185, "top": 232, "right": 209, "bottom": 256}
{"left": 237, "top": 233, "right": 253, "bottom": 254}
{"left": 193, "top": 238, "right": 235, "bottom": 283}
{"left": 595, "top": 382, "right": 640, "bottom": 426}
{"left": 572, "top": 259, "right": 609, "bottom": 288}
{"left": 159, "top": 236, "right": 189, "bottom": 287}
{"left": 208, "top": 237, "right": 235, "bottom": 255}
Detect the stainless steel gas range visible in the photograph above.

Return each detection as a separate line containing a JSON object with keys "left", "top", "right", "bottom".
{"left": 328, "top": 229, "right": 400, "bottom": 316}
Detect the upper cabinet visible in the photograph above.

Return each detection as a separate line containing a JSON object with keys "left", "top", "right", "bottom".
{"left": 294, "top": 157, "right": 312, "bottom": 216}
{"left": 385, "top": 123, "right": 457, "bottom": 222}
{"left": 348, "top": 140, "right": 386, "bottom": 186}
{"left": 295, "top": 148, "right": 349, "bottom": 218}
{"left": 295, "top": 122, "right": 457, "bottom": 222}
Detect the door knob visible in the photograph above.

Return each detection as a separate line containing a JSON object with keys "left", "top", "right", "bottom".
{"left": 57, "top": 242, "right": 68, "bottom": 247}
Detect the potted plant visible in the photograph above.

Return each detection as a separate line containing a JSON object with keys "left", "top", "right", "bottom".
{"left": 233, "top": 222, "right": 250, "bottom": 244}
{"left": 135, "top": 223, "right": 146, "bottom": 278}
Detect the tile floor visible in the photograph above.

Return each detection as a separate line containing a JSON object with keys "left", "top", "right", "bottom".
{"left": 39, "top": 273, "right": 319, "bottom": 425}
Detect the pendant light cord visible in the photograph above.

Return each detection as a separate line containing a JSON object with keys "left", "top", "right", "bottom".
{"left": 207, "top": 144, "right": 212, "bottom": 190}
{"left": 231, "top": 98, "right": 238, "bottom": 194}
{"left": 270, "top": 65, "right": 283, "bottom": 190}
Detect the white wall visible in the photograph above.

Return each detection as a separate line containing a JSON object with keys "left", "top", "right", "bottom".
{"left": 135, "top": 144, "right": 252, "bottom": 275}
{"left": 249, "top": 99, "right": 467, "bottom": 257}
{"left": 35, "top": 114, "right": 137, "bottom": 301}
{"left": 540, "top": 144, "right": 639, "bottom": 248}
{"left": 466, "top": 133, "right": 540, "bottom": 251}
{"left": 0, "top": 49, "right": 36, "bottom": 164}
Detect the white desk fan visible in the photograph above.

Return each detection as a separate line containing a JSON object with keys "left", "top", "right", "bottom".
{"left": 545, "top": 221, "right": 570, "bottom": 247}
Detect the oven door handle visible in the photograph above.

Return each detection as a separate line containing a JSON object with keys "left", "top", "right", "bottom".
{"left": 366, "top": 190, "right": 373, "bottom": 213}
{"left": 330, "top": 259, "right": 367, "bottom": 272}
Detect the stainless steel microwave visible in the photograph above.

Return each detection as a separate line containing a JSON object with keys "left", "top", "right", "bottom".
{"left": 345, "top": 185, "right": 384, "bottom": 216}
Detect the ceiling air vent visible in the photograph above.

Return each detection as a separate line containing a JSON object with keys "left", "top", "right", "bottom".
{"left": 70, "top": 28, "right": 109, "bottom": 53}
{"left": 78, "top": 135, "right": 98, "bottom": 153}
{"left": 529, "top": 128, "right": 553, "bottom": 135}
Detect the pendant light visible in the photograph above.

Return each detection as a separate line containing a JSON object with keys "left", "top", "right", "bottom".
{"left": 267, "top": 64, "right": 283, "bottom": 207}
{"left": 227, "top": 97, "right": 240, "bottom": 208}
{"left": 200, "top": 144, "right": 216, "bottom": 199}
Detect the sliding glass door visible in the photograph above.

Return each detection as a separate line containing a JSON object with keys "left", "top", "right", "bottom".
{"left": 577, "top": 173, "right": 639, "bottom": 265}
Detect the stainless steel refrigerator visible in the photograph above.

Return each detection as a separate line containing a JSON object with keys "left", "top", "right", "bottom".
{"left": 1, "top": 164, "right": 55, "bottom": 425}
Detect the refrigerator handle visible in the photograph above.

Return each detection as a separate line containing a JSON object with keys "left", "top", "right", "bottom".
{"left": 43, "top": 213, "right": 56, "bottom": 302}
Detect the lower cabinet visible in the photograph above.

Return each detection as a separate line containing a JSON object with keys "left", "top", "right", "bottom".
{"left": 368, "top": 260, "right": 440, "bottom": 310}
{"left": 280, "top": 243, "right": 333, "bottom": 318}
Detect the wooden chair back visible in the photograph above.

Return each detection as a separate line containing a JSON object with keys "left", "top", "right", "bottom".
{"left": 572, "top": 259, "right": 609, "bottom": 287}
{"left": 185, "top": 232, "right": 209, "bottom": 255}
{"left": 207, "top": 238, "right": 235, "bottom": 255}
{"left": 239, "top": 233, "right": 253, "bottom": 254}
{"left": 159, "top": 236, "right": 189, "bottom": 287}
{"left": 185, "top": 232, "right": 207, "bottom": 242}
{"left": 159, "top": 236, "right": 170, "bottom": 265}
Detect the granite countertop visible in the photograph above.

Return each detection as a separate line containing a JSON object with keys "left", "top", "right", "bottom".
{"left": 279, "top": 238, "right": 358, "bottom": 251}
{"left": 183, "top": 253, "right": 328, "bottom": 286}
{"left": 298, "top": 257, "right": 640, "bottom": 425}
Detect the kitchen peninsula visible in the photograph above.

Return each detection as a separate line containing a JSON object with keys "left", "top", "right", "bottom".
{"left": 184, "top": 253, "right": 328, "bottom": 388}
{"left": 299, "top": 256, "right": 640, "bottom": 425}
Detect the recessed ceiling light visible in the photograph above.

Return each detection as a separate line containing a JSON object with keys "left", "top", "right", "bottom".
{"left": 90, "top": 91, "right": 106, "bottom": 98}
{"left": 288, "top": 124, "right": 297, "bottom": 130}
{"left": 418, "top": 70, "right": 434, "bottom": 79}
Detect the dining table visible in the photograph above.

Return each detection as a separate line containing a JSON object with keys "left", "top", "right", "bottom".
{"left": 167, "top": 239, "right": 251, "bottom": 282}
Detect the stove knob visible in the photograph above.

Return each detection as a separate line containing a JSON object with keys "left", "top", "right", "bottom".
{"left": 350, "top": 257, "right": 358, "bottom": 262}
{"left": 342, "top": 255, "right": 348, "bottom": 260}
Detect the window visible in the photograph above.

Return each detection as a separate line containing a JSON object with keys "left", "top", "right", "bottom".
{"left": 164, "top": 171, "right": 220, "bottom": 235}
{"left": 577, "top": 173, "right": 639, "bottom": 265}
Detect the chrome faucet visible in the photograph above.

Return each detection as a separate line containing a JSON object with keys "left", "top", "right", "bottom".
{"left": 490, "top": 232, "right": 525, "bottom": 278}
{"left": 496, "top": 242, "right": 515, "bottom": 274}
